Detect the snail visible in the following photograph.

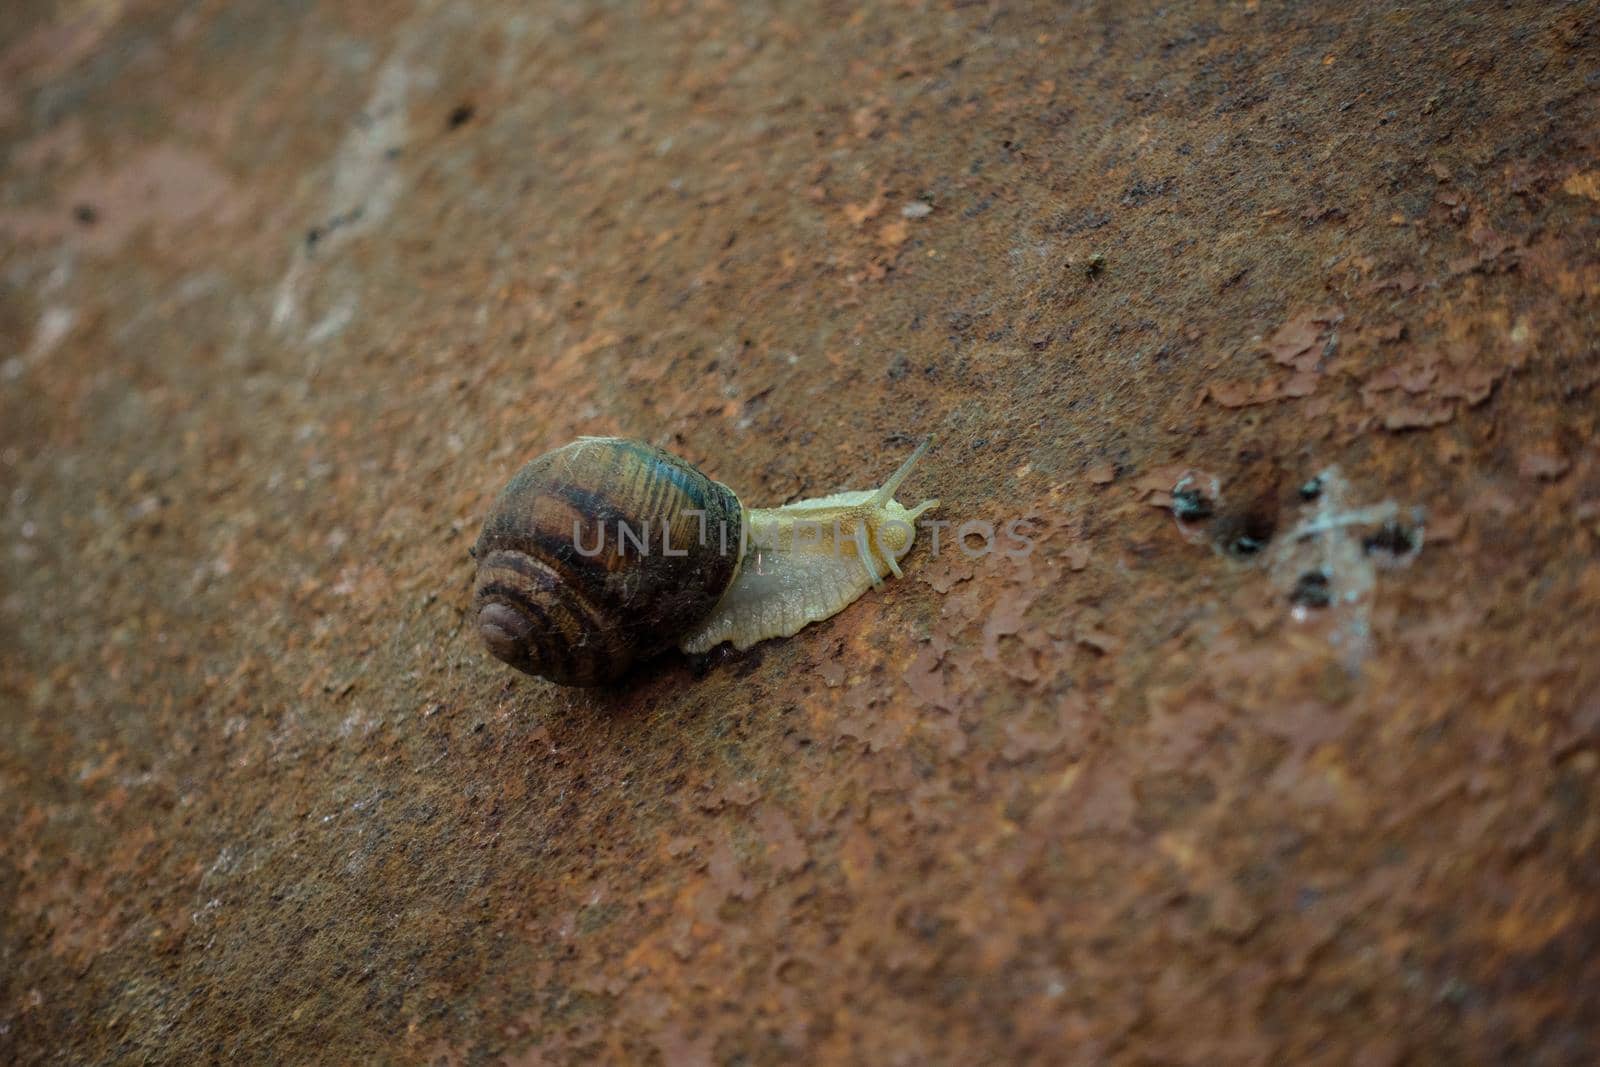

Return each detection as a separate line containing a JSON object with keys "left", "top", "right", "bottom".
{"left": 470, "top": 436, "right": 939, "bottom": 685}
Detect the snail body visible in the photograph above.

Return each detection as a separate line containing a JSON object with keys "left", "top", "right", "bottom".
{"left": 471, "top": 436, "right": 938, "bottom": 685}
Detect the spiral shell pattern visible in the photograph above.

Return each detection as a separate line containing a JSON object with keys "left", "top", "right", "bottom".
{"left": 471, "top": 437, "right": 744, "bottom": 685}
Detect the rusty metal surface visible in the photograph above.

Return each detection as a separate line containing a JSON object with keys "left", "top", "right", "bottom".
{"left": 3, "top": 1, "right": 1598, "bottom": 1062}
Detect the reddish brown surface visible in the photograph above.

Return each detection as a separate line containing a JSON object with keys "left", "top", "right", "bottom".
{"left": 3, "top": 1, "right": 1599, "bottom": 1063}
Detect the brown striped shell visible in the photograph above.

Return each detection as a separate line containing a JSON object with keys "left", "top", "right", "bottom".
{"left": 470, "top": 437, "right": 744, "bottom": 686}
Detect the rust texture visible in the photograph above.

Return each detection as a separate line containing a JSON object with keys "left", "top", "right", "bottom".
{"left": 3, "top": 1, "right": 1599, "bottom": 1063}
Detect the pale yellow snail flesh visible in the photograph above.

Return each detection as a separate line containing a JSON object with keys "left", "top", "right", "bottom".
{"left": 678, "top": 437, "right": 941, "bottom": 653}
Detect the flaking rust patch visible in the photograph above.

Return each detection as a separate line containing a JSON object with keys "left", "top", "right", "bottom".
{"left": 901, "top": 505, "right": 1094, "bottom": 723}
{"left": 1268, "top": 466, "right": 1424, "bottom": 669}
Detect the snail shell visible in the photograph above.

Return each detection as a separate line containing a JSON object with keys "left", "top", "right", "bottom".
{"left": 472, "top": 438, "right": 743, "bottom": 685}
{"left": 472, "top": 436, "right": 938, "bottom": 686}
